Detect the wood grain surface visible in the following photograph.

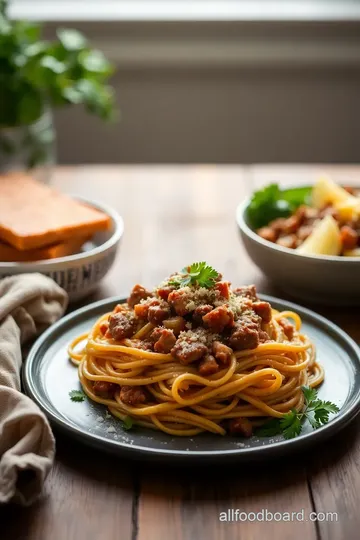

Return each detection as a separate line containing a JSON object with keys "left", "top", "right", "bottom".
{"left": 2, "top": 164, "right": 360, "bottom": 540}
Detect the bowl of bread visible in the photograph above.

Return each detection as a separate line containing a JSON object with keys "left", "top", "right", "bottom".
{"left": 0, "top": 173, "right": 123, "bottom": 301}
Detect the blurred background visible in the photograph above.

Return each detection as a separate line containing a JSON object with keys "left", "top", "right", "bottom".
{"left": 5, "top": 0, "right": 360, "bottom": 164}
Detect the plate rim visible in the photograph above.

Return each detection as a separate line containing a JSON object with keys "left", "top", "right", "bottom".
{"left": 23, "top": 294, "right": 360, "bottom": 460}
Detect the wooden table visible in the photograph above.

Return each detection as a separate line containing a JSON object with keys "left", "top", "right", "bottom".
{"left": 2, "top": 164, "right": 360, "bottom": 540}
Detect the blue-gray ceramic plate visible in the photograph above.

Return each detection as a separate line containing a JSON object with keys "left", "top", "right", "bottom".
{"left": 23, "top": 295, "right": 360, "bottom": 462}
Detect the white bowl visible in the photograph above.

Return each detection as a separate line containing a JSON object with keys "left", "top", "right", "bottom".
{"left": 0, "top": 197, "right": 124, "bottom": 302}
{"left": 236, "top": 197, "right": 360, "bottom": 306}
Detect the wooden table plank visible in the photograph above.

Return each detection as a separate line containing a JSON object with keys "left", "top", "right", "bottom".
{"left": 137, "top": 461, "right": 317, "bottom": 540}
{"left": 56, "top": 164, "right": 268, "bottom": 294}
{"left": 304, "top": 419, "right": 360, "bottom": 540}
{"left": 2, "top": 437, "right": 134, "bottom": 540}
{"left": 3, "top": 164, "right": 360, "bottom": 539}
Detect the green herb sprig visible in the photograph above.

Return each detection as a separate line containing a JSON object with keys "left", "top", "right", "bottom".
{"left": 0, "top": 0, "right": 116, "bottom": 128}
{"left": 122, "top": 416, "right": 133, "bottom": 431}
{"left": 69, "top": 389, "right": 86, "bottom": 402}
{"left": 247, "top": 184, "right": 312, "bottom": 229}
{"left": 68, "top": 389, "right": 134, "bottom": 430}
{"left": 255, "top": 386, "right": 339, "bottom": 439}
{"left": 168, "top": 262, "right": 219, "bottom": 289}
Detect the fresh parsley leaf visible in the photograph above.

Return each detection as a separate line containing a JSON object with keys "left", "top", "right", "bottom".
{"left": 186, "top": 262, "right": 219, "bottom": 288}
{"left": 313, "top": 408, "right": 330, "bottom": 425}
{"left": 307, "top": 415, "right": 321, "bottom": 430}
{"left": 168, "top": 275, "right": 190, "bottom": 288}
{"left": 281, "top": 187, "right": 312, "bottom": 207}
{"left": 281, "top": 413, "right": 302, "bottom": 440}
{"left": 246, "top": 184, "right": 312, "bottom": 229}
{"left": 314, "top": 400, "right": 340, "bottom": 414}
{"left": 247, "top": 184, "right": 288, "bottom": 229}
{"left": 279, "top": 409, "right": 298, "bottom": 430}
{"left": 69, "top": 389, "right": 86, "bottom": 402}
{"left": 252, "top": 184, "right": 280, "bottom": 207}
{"left": 169, "top": 262, "right": 219, "bottom": 289}
{"left": 122, "top": 416, "right": 133, "bottom": 430}
{"left": 255, "top": 418, "right": 282, "bottom": 437}
{"left": 179, "top": 275, "right": 192, "bottom": 286}
{"left": 256, "top": 387, "right": 339, "bottom": 440}
{"left": 301, "top": 385, "right": 318, "bottom": 406}
{"left": 311, "top": 401, "right": 339, "bottom": 426}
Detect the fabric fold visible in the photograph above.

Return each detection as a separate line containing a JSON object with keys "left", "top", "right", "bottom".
{"left": 0, "top": 274, "right": 68, "bottom": 505}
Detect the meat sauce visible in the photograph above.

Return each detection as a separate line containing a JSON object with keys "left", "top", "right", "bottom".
{"left": 93, "top": 275, "right": 291, "bottom": 431}
{"left": 106, "top": 281, "right": 274, "bottom": 367}
{"left": 257, "top": 204, "right": 360, "bottom": 254}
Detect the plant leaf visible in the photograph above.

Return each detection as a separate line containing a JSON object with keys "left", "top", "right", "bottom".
{"left": 281, "top": 186, "right": 312, "bottom": 206}
{"left": 13, "top": 20, "right": 40, "bottom": 43}
{"left": 301, "top": 385, "right": 318, "bottom": 406}
{"left": 256, "top": 388, "right": 339, "bottom": 440}
{"left": 282, "top": 415, "right": 302, "bottom": 439}
{"left": 279, "top": 409, "right": 298, "bottom": 430}
{"left": 0, "top": 8, "right": 116, "bottom": 126}
{"left": 255, "top": 418, "right": 282, "bottom": 437}
{"left": 279, "top": 409, "right": 302, "bottom": 439}
{"left": 40, "top": 55, "right": 67, "bottom": 74}
{"left": 57, "top": 28, "right": 87, "bottom": 51}
{"left": 186, "top": 262, "right": 219, "bottom": 288}
{"left": 312, "top": 408, "right": 330, "bottom": 425}
{"left": 0, "top": 0, "right": 8, "bottom": 17}
{"left": 16, "top": 89, "right": 43, "bottom": 125}
{"left": 69, "top": 389, "right": 86, "bottom": 402}
{"left": 122, "top": 416, "right": 133, "bottom": 430}
{"left": 247, "top": 184, "right": 311, "bottom": 229}
{"left": 313, "top": 400, "right": 340, "bottom": 414}
{"left": 79, "top": 49, "right": 113, "bottom": 76}
{"left": 307, "top": 414, "right": 321, "bottom": 430}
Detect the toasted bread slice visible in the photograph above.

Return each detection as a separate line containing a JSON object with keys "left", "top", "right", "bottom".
{"left": 0, "top": 172, "right": 111, "bottom": 250}
{"left": 0, "top": 235, "right": 91, "bottom": 262}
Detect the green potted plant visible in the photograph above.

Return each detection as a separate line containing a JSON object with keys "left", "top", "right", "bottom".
{"left": 0, "top": 0, "right": 116, "bottom": 181}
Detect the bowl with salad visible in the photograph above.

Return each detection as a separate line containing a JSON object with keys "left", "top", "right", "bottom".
{"left": 236, "top": 176, "right": 360, "bottom": 305}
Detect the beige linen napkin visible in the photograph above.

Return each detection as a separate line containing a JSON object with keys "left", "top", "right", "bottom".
{"left": 0, "top": 274, "right": 68, "bottom": 505}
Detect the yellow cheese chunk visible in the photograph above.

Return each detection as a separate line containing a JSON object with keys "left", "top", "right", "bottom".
{"left": 336, "top": 198, "right": 360, "bottom": 221}
{"left": 312, "top": 175, "right": 357, "bottom": 210}
{"left": 343, "top": 247, "right": 360, "bottom": 257}
{"left": 297, "top": 215, "right": 341, "bottom": 256}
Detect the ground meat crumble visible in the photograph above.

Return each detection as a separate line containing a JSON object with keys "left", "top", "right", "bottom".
{"left": 106, "top": 270, "right": 293, "bottom": 374}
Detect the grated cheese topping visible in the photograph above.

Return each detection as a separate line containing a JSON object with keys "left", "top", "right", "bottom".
{"left": 177, "top": 327, "right": 221, "bottom": 348}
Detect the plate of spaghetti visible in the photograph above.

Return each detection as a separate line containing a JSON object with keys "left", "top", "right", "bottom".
{"left": 24, "top": 263, "right": 360, "bottom": 461}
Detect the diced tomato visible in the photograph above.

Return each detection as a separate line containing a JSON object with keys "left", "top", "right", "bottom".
{"left": 216, "top": 281, "right": 230, "bottom": 299}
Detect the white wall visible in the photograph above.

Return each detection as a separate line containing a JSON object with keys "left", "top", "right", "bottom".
{"left": 44, "top": 20, "right": 360, "bottom": 163}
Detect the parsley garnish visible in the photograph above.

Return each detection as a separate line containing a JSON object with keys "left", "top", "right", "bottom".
{"left": 247, "top": 184, "right": 312, "bottom": 229}
{"left": 122, "top": 416, "right": 133, "bottom": 430}
{"left": 255, "top": 386, "right": 339, "bottom": 439}
{"left": 168, "top": 262, "right": 219, "bottom": 289}
{"left": 69, "top": 389, "right": 86, "bottom": 402}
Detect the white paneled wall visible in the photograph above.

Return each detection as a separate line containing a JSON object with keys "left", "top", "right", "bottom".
{"left": 43, "top": 20, "right": 360, "bottom": 163}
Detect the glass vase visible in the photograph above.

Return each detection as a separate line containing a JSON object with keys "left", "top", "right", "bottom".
{"left": 0, "top": 107, "right": 56, "bottom": 184}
